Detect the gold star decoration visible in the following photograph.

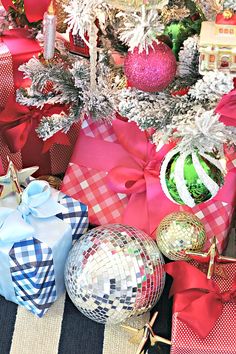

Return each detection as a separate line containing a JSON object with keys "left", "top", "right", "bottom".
{"left": 0, "top": 158, "right": 38, "bottom": 201}
{"left": 121, "top": 312, "right": 171, "bottom": 354}
{"left": 185, "top": 236, "right": 236, "bottom": 279}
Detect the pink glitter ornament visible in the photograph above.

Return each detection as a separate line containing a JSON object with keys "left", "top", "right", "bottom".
{"left": 124, "top": 41, "right": 177, "bottom": 92}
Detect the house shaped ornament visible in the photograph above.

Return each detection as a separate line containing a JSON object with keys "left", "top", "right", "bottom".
{"left": 199, "top": 10, "right": 236, "bottom": 74}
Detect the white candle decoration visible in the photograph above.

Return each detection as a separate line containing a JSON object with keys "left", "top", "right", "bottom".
{"left": 43, "top": 7, "right": 57, "bottom": 60}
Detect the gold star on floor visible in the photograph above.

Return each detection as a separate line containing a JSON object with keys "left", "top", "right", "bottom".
{"left": 0, "top": 158, "right": 38, "bottom": 200}
{"left": 121, "top": 312, "right": 171, "bottom": 354}
{"left": 185, "top": 236, "right": 236, "bottom": 279}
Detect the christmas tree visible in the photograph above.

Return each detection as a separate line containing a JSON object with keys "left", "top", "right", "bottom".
{"left": 9, "top": 0, "right": 236, "bottom": 207}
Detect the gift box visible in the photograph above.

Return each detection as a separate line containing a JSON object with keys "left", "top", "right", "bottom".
{"left": 0, "top": 117, "right": 81, "bottom": 176}
{"left": 165, "top": 261, "right": 236, "bottom": 354}
{"left": 0, "top": 28, "right": 41, "bottom": 109}
{"left": 0, "top": 28, "right": 80, "bottom": 176}
{"left": 0, "top": 180, "right": 88, "bottom": 317}
{"left": 52, "top": 188, "right": 89, "bottom": 242}
{"left": 61, "top": 118, "right": 236, "bottom": 252}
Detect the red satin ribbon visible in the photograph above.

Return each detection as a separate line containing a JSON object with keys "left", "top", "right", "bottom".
{"left": 1, "top": 0, "right": 51, "bottom": 22}
{"left": 165, "top": 261, "right": 236, "bottom": 339}
{"left": 0, "top": 97, "right": 69, "bottom": 152}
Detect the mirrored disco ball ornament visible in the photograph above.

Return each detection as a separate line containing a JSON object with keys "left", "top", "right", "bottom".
{"left": 65, "top": 224, "right": 165, "bottom": 324}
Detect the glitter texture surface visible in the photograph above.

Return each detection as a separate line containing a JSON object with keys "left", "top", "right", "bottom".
{"left": 124, "top": 42, "right": 177, "bottom": 92}
{"left": 156, "top": 212, "right": 206, "bottom": 260}
{"left": 65, "top": 224, "right": 165, "bottom": 324}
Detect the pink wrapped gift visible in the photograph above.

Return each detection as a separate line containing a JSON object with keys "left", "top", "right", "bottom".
{"left": 165, "top": 261, "right": 236, "bottom": 354}
{"left": 61, "top": 118, "right": 236, "bottom": 252}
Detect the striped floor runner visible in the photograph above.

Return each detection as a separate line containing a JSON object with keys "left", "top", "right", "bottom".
{"left": 0, "top": 289, "right": 172, "bottom": 354}
{"left": 1, "top": 229, "right": 235, "bottom": 354}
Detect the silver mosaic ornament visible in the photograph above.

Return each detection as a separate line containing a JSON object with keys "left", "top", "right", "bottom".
{"left": 64, "top": 224, "right": 165, "bottom": 324}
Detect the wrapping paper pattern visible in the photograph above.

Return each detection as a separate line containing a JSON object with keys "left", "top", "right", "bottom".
{"left": 62, "top": 119, "right": 236, "bottom": 253}
{"left": 9, "top": 237, "right": 56, "bottom": 318}
{"left": 63, "top": 164, "right": 128, "bottom": 225}
{"left": 56, "top": 194, "right": 88, "bottom": 241}
{"left": 0, "top": 29, "right": 41, "bottom": 110}
{"left": 191, "top": 201, "right": 234, "bottom": 251}
{"left": 0, "top": 42, "right": 14, "bottom": 108}
{"left": 170, "top": 263, "right": 236, "bottom": 354}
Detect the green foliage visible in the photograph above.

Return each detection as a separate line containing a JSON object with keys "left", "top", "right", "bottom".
{"left": 164, "top": 17, "right": 202, "bottom": 58}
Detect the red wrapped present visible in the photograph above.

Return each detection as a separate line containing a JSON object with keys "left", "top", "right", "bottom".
{"left": 165, "top": 261, "right": 236, "bottom": 354}
{"left": 0, "top": 26, "right": 80, "bottom": 177}
{"left": 0, "top": 28, "right": 41, "bottom": 109}
{"left": 61, "top": 118, "right": 236, "bottom": 252}
{"left": 0, "top": 107, "right": 80, "bottom": 176}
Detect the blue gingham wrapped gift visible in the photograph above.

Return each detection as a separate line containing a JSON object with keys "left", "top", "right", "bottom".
{"left": 0, "top": 180, "right": 88, "bottom": 317}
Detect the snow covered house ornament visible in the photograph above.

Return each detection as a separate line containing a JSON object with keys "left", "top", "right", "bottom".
{"left": 199, "top": 10, "right": 236, "bottom": 74}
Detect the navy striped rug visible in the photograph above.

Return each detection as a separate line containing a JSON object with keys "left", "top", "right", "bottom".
{"left": 1, "top": 227, "right": 235, "bottom": 354}
{"left": 0, "top": 275, "right": 173, "bottom": 354}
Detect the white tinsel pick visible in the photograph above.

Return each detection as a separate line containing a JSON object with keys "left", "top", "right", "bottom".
{"left": 175, "top": 109, "right": 236, "bottom": 154}
{"left": 64, "top": 0, "right": 108, "bottom": 45}
{"left": 117, "top": 6, "right": 164, "bottom": 53}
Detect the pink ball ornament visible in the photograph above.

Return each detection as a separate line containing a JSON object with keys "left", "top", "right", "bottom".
{"left": 124, "top": 41, "right": 177, "bottom": 92}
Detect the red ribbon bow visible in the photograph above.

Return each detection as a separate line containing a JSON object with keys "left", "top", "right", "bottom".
{"left": 1, "top": 0, "right": 51, "bottom": 22}
{"left": 165, "top": 261, "right": 236, "bottom": 338}
{"left": 73, "top": 119, "right": 180, "bottom": 235}
{"left": 0, "top": 96, "right": 70, "bottom": 153}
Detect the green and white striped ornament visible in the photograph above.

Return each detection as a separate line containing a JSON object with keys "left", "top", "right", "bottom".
{"left": 160, "top": 149, "right": 225, "bottom": 208}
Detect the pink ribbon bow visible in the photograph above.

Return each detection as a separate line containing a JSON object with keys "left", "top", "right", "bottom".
{"left": 106, "top": 120, "right": 181, "bottom": 235}
{"left": 73, "top": 119, "right": 180, "bottom": 236}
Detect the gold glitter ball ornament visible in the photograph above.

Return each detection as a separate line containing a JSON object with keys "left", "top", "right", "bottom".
{"left": 156, "top": 212, "right": 206, "bottom": 261}
{"left": 53, "top": 0, "right": 70, "bottom": 33}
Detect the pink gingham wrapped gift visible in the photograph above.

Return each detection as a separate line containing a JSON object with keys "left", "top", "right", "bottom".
{"left": 62, "top": 118, "right": 236, "bottom": 253}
